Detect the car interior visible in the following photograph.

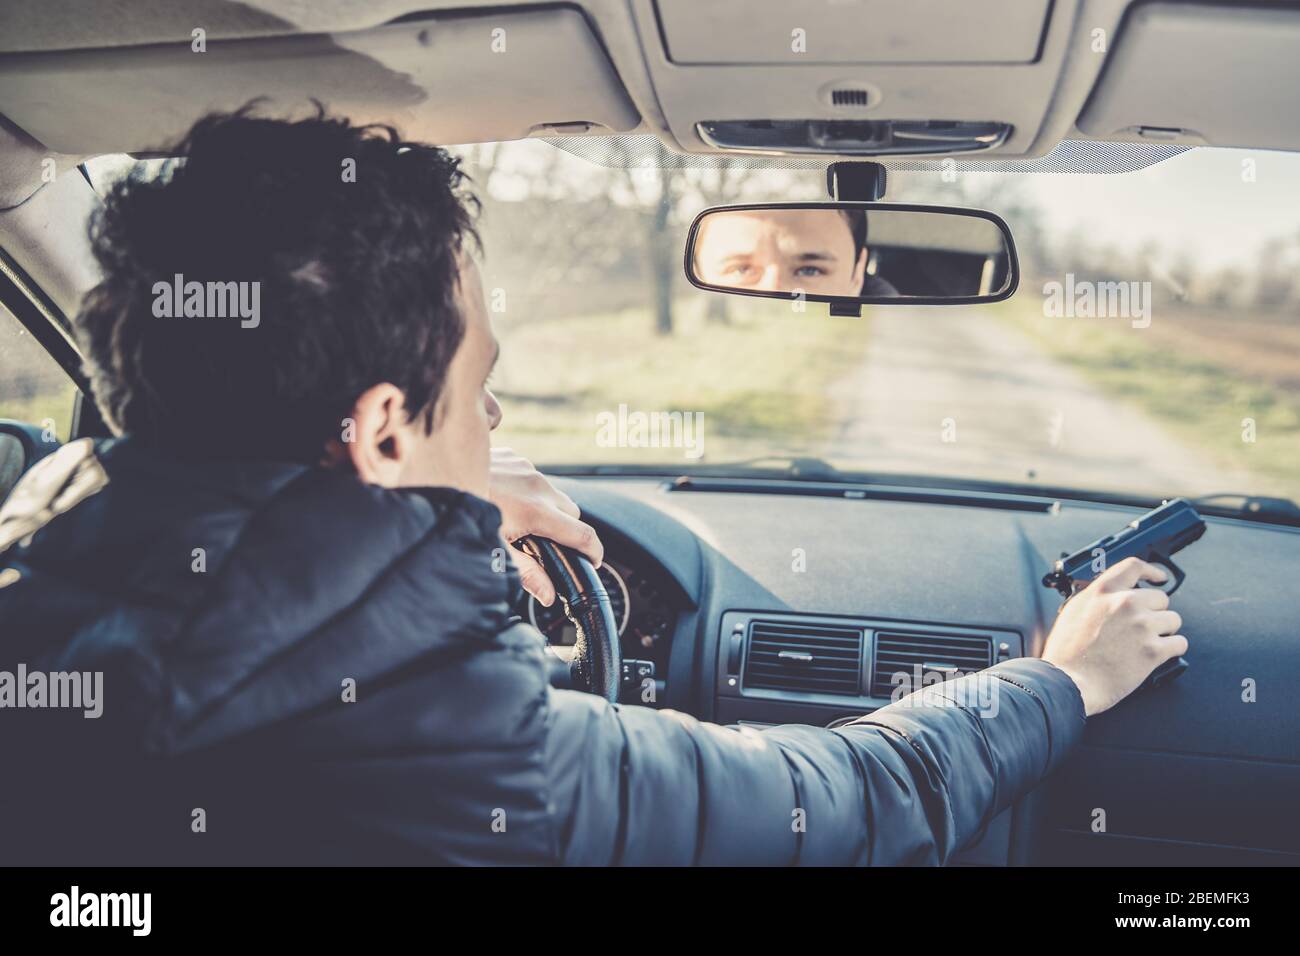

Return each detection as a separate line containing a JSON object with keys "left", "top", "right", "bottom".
{"left": 1, "top": 0, "right": 1298, "bottom": 868}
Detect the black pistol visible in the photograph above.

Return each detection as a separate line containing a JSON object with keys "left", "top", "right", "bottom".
{"left": 1042, "top": 498, "right": 1206, "bottom": 688}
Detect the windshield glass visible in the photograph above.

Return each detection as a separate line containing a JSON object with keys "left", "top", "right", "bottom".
{"left": 459, "top": 140, "right": 1299, "bottom": 502}
{"left": 84, "top": 142, "right": 1299, "bottom": 503}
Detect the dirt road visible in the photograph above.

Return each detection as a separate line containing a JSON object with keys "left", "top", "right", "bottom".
{"left": 831, "top": 308, "right": 1256, "bottom": 496}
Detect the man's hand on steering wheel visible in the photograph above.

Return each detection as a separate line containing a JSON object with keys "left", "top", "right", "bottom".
{"left": 487, "top": 447, "right": 605, "bottom": 607}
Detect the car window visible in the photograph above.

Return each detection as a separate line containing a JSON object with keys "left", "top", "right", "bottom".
{"left": 0, "top": 300, "right": 78, "bottom": 444}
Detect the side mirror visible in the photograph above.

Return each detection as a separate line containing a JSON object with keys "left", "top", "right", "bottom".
{"left": 684, "top": 202, "right": 1018, "bottom": 314}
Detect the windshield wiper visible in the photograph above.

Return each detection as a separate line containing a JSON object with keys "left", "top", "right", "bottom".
{"left": 546, "top": 460, "right": 1300, "bottom": 528}
{"left": 1191, "top": 493, "right": 1300, "bottom": 528}
{"left": 717, "top": 470, "right": 1300, "bottom": 527}
{"left": 546, "top": 456, "right": 849, "bottom": 481}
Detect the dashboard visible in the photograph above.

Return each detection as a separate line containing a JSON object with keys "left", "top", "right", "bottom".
{"left": 542, "top": 472, "right": 1300, "bottom": 866}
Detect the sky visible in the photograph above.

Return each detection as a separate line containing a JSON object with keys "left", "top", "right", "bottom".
{"left": 1006, "top": 146, "right": 1300, "bottom": 270}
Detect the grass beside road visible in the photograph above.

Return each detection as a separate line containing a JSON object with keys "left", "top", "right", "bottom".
{"left": 0, "top": 386, "right": 78, "bottom": 445}
{"left": 490, "top": 296, "right": 873, "bottom": 466}
{"left": 1002, "top": 293, "right": 1300, "bottom": 501}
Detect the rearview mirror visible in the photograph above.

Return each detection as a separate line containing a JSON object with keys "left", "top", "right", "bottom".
{"left": 684, "top": 202, "right": 1018, "bottom": 313}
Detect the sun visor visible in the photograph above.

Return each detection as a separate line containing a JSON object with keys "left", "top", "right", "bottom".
{"left": 0, "top": 7, "right": 641, "bottom": 155}
{"left": 1078, "top": 2, "right": 1300, "bottom": 149}
{"left": 0, "top": 114, "right": 85, "bottom": 209}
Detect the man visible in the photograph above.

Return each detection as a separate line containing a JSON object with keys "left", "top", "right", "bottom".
{"left": 692, "top": 206, "right": 899, "bottom": 297}
{"left": 0, "top": 110, "right": 1186, "bottom": 865}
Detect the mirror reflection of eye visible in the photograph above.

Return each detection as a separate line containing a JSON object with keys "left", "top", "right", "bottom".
{"left": 721, "top": 263, "right": 758, "bottom": 281}
{"left": 794, "top": 265, "right": 828, "bottom": 278}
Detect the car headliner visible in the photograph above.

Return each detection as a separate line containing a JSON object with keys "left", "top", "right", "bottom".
{"left": 1, "top": 1, "right": 1296, "bottom": 174}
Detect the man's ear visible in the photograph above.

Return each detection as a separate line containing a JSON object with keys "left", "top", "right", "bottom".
{"left": 852, "top": 246, "right": 868, "bottom": 291}
{"left": 320, "top": 383, "right": 413, "bottom": 487}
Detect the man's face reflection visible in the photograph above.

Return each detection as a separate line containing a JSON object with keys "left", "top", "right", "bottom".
{"left": 694, "top": 208, "right": 867, "bottom": 297}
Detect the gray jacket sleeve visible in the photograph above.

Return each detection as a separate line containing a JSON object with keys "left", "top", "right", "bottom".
{"left": 543, "top": 658, "right": 1085, "bottom": 865}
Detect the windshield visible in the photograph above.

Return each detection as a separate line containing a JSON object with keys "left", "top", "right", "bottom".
{"left": 83, "top": 142, "right": 1299, "bottom": 503}
{"left": 458, "top": 140, "right": 1299, "bottom": 502}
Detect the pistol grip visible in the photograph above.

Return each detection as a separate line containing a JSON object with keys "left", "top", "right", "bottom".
{"left": 1143, "top": 655, "right": 1188, "bottom": 689}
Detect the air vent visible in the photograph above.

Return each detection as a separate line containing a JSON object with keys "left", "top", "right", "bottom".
{"left": 831, "top": 88, "right": 871, "bottom": 108}
{"left": 744, "top": 621, "right": 863, "bottom": 695}
{"left": 871, "top": 631, "right": 993, "bottom": 697}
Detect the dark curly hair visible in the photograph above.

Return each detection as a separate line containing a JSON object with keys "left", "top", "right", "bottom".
{"left": 839, "top": 208, "right": 868, "bottom": 259}
{"left": 76, "top": 104, "right": 479, "bottom": 462}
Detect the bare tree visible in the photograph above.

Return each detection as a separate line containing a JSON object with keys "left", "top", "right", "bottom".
{"left": 1253, "top": 236, "right": 1295, "bottom": 310}
{"left": 609, "top": 141, "right": 686, "bottom": 337}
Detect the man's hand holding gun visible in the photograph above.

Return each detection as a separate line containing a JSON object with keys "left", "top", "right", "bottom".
{"left": 1039, "top": 499, "right": 1206, "bottom": 716}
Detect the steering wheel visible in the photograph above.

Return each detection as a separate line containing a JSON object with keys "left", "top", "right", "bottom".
{"left": 518, "top": 537, "right": 621, "bottom": 703}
